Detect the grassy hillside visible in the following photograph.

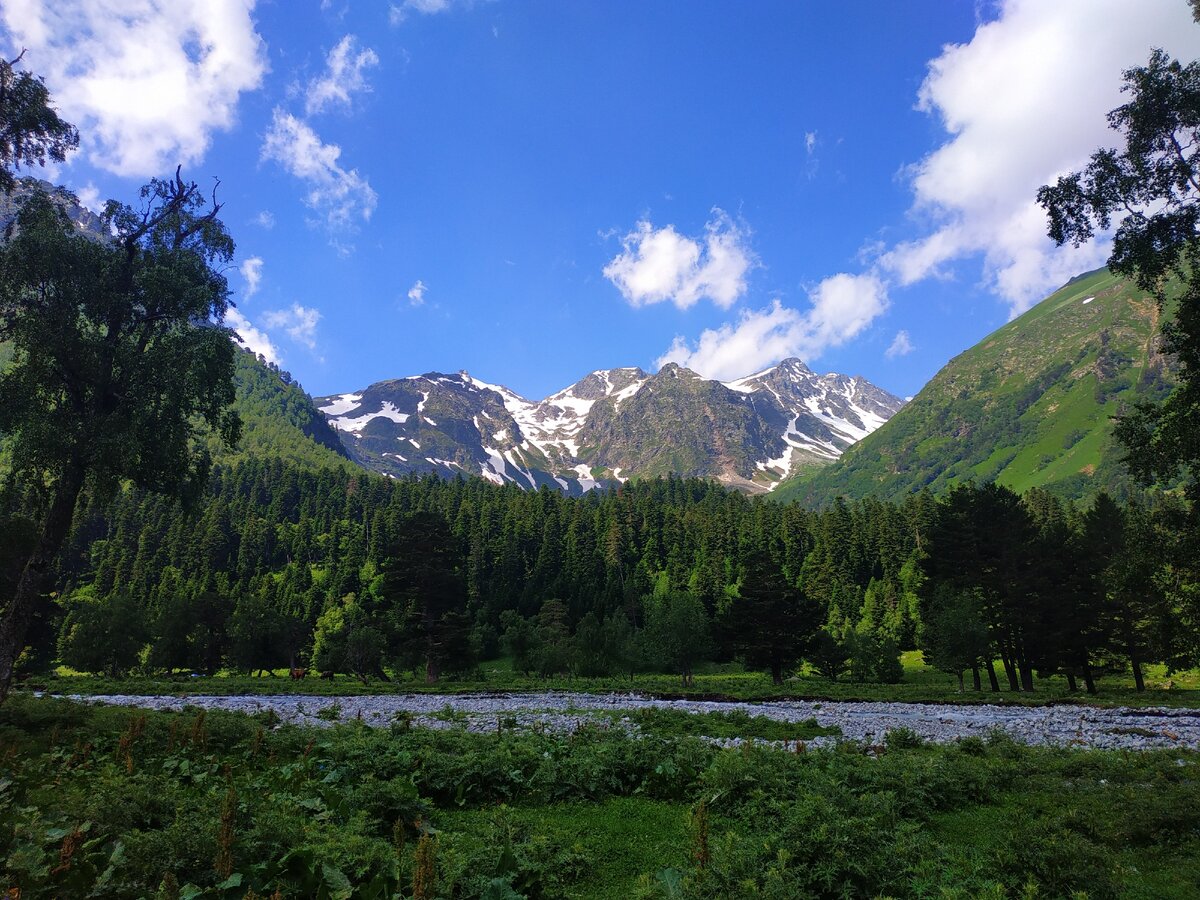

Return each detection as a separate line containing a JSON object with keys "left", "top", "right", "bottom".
{"left": 777, "top": 269, "right": 1176, "bottom": 505}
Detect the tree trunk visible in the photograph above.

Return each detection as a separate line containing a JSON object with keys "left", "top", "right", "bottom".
{"left": 985, "top": 659, "right": 1000, "bottom": 692}
{"left": 971, "top": 666, "right": 983, "bottom": 692}
{"left": 1018, "top": 659, "right": 1035, "bottom": 693}
{"left": 425, "top": 656, "right": 439, "bottom": 685}
{"left": 1082, "top": 663, "right": 1097, "bottom": 695}
{"left": 770, "top": 661, "right": 783, "bottom": 685}
{"left": 955, "top": 671, "right": 964, "bottom": 693}
{"left": 1130, "top": 654, "right": 1145, "bottom": 692}
{"left": 1000, "top": 654, "right": 1019, "bottom": 691}
{"left": 0, "top": 460, "right": 87, "bottom": 703}
{"left": 1066, "top": 671, "right": 1078, "bottom": 692}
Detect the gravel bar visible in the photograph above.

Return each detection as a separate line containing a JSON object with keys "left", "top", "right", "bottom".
{"left": 60, "top": 691, "right": 1200, "bottom": 750}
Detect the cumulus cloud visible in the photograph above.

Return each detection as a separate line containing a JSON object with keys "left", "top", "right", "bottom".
{"left": 226, "top": 308, "right": 281, "bottom": 364}
{"left": 604, "top": 210, "right": 752, "bottom": 310}
{"left": 886, "top": 330, "right": 915, "bottom": 359}
{"left": 407, "top": 279, "right": 427, "bottom": 306}
{"left": 878, "top": 0, "right": 1200, "bottom": 316}
{"left": 389, "top": 0, "right": 454, "bottom": 25}
{"left": 0, "top": 0, "right": 267, "bottom": 177}
{"left": 305, "top": 35, "right": 379, "bottom": 116}
{"left": 241, "top": 256, "right": 263, "bottom": 298}
{"left": 657, "top": 273, "right": 888, "bottom": 381}
{"left": 261, "top": 108, "right": 377, "bottom": 237}
{"left": 252, "top": 210, "right": 275, "bottom": 229}
{"left": 263, "top": 303, "right": 321, "bottom": 350}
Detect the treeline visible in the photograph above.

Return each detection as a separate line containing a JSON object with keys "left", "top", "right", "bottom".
{"left": 4, "top": 460, "right": 1196, "bottom": 691}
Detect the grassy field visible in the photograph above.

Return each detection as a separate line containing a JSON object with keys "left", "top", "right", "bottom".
{"left": 36, "top": 651, "right": 1200, "bottom": 710}
{"left": 1, "top": 694, "right": 1198, "bottom": 898}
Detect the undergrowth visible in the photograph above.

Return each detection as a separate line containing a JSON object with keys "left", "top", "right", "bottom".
{"left": 1, "top": 696, "right": 1198, "bottom": 898}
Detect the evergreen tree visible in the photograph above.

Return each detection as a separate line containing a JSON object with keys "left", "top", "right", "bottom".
{"left": 721, "top": 551, "right": 820, "bottom": 684}
{"left": 383, "top": 511, "right": 473, "bottom": 682}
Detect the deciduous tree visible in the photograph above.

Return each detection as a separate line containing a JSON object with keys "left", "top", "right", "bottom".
{"left": 0, "top": 172, "right": 241, "bottom": 699}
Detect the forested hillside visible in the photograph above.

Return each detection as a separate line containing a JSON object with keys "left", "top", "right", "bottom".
{"left": 212, "top": 348, "right": 353, "bottom": 471}
{"left": 778, "top": 269, "right": 1176, "bottom": 505}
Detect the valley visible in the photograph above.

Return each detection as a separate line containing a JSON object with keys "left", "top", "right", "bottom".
{"left": 5, "top": 7, "right": 1200, "bottom": 899}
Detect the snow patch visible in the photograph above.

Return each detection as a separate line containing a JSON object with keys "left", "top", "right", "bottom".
{"left": 331, "top": 401, "right": 410, "bottom": 432}
{"left": 319, "top": 393, "right": 363, "bottom": 416}
{"left": 572, "top": 464, "right": 599, "bottom": 492}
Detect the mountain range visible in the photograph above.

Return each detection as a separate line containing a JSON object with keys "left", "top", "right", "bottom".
{"left": 231, "top": 266, "right": 1174, "bottom": 505}
{"left": 314, "top": 361, "right": 904, "bottom": 495}
{"left": 3, "top": 179, "right": 1176, "bottom": 505}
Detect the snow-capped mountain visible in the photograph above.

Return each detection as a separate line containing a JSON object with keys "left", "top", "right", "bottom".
{"left": 316, "top": 359, "right": 903, "bottom": 495}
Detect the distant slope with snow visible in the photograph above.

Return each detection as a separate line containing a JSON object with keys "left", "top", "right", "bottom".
{"left": 316, "top": 360, "right": 903, "bottom": 494}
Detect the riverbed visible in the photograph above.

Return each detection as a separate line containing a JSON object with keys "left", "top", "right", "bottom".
{"left": 57, "top": 690, "right": 1200, "bottom": 751}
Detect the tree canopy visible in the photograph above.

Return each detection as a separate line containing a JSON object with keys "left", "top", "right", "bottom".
{"left": 0, "top": 53, "right": 78, "bottom": 192}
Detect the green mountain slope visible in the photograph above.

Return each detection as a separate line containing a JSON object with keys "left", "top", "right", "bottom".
{"left": 207, "top": 349, "right": 355, "bottom": 471}
{"left": 776, "top": 269, "right": 1176, "bottom": 505}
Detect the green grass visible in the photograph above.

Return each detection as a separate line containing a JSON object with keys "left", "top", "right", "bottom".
{"left": 39, "top": 651, "right": 1200, "bottom": 709}
{"left": 779, "top": 267, "right": 1177, "bottom": 505}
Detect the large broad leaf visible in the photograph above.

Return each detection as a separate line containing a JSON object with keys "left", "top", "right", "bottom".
{"left": 320, "top": 862, "right": 354, "bottom": 900}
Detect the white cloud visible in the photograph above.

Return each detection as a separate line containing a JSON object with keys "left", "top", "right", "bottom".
{"left": 878, "top": 0, "right": 1200, "bottom": 316}
{"left": 305, "top": 34, "right": 379, "bottom": 116}
{"left": 885, "top": 330, "right": 915, "bottom": 359}
{"left": 252, "top": 210, "right": 275, "bottom": 229}
{"left": 241, "top": 256, "right": 263, "bottom": 298}
{"left": 603, "top": 210, "right": 752, "bottom": 310}
{"left": 0, "top": 0, "right": 267, "bottom": 177}
{"left": 261, "top": 108, "right": 377, "bottom": 237}
{"left": 657, "top": 272, "right": 888, "bottom": 381}
{"left": 407, "top": 279, "right": 427, "bottom": 306}
{"left": 389, "top": 0, "right": 454, "bottom": 24}
{"left": 74, "top": 183, "right": 103, "bottom": 215}
{"left": 226, "top": 308, "right": 280, "bottom": 364}
{"left": 263, "top": 303, "right": 321, "bottom": 350}
{"left": 804, "top": 131, "right": 817, "bottom": 155}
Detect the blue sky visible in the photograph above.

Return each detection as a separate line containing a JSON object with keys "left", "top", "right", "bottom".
{"left": 4, "top": 0, "right": 1200, "bottom": 401}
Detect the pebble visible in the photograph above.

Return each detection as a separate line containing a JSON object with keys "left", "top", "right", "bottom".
{"left": 58, "top": 691, "right": 1200, "bottom": 750}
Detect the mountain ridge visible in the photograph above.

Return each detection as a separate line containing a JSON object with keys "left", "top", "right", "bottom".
{"left": 316, "top": 360, "right": 904, "bottom": 494}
